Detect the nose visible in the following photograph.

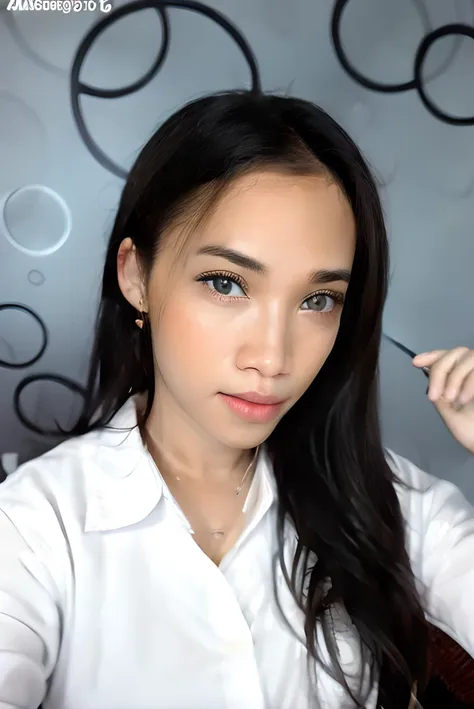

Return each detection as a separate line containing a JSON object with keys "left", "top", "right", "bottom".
{"left": 235, "top": 304, "right": 291, "bottom": 378}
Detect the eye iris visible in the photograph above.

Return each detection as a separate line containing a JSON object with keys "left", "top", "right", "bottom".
{"left": 308, "top": 294, "right": 328, "bottom": 311}
{"left": 214, "top": 277, "right": 233, "bottom": 295}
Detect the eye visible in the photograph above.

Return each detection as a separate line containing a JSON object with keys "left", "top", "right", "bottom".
{"left": 302, "top": 291, "right": 344, "bottom": 314}
{"left": 197, "top": 272, "right": 247, "bottom": 299}
{"left": 206, "top": 276, "right": 245, "bottom": 297}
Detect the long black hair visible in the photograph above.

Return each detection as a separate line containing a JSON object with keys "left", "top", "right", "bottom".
{"left": 73, "top": 91, "right": 428, "bottom": 705}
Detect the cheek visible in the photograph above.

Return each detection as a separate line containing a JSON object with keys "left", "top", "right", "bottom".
{"left": 152, "top": 296, "right": 227, "bottom": 373}
{"left": 295, "top": 320, "right": 340, "bottom": 385}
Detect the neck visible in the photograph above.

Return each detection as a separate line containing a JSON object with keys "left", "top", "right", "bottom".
{"left": 141, "top": 393, "right": 255, "bottom": 484}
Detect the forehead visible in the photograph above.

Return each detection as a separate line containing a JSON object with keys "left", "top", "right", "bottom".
{"left": 192, "top": 171, "right": 356, "bottom": 266}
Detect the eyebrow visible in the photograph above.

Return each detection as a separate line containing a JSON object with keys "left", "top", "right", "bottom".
{"left": 196, "top": 245, "right": 351, "bottom": 285}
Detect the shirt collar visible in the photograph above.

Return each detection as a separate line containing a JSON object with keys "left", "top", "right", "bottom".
{"left": 84, "top": 397, "right": 276, "bottom": 533}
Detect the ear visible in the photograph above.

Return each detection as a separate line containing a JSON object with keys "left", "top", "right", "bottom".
{"left": 117, "top": 237, "right": 147, "bottom": 312}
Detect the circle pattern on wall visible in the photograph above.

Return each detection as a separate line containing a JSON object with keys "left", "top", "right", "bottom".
{"left": 0, "top": 303, "right": 48, "bottom": 369}
{"left": 331, "top": 0, "right": 474, "bottom": 125}
{"left": 13, "top": 374, "right": 86, "bottom": 436}
{"left": 4, "top": 4, "right": 107, "bottom": 78}
{"left": 414, "top": 24, "right": 474, "bottom": 126}
{"left": 70, "top": 0, "right": 261, "bottom": 178}
{"left": 1, "top": 185, "right": 72, "bottom": 257}
{"left": 0, "top": 92, "right": 49, "bottom": 194}
{"left": 28, "top": 270, "right": 46, "bottom": 286}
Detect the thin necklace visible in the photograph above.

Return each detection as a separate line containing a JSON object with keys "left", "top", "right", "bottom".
{"left": 144, "top": 432, "right": 260, "bottom": 497}
{"left": 174, "top": 445, "right": 260, "bottom": 496}
{"left": 145, "top": 439, "right": 260, "bottom": 540}
{"left": 235, "top": 446, "right": 259, "bottom": 496}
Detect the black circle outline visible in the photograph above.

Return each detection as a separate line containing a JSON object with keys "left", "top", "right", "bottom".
{"left": 13, "top": 374, "right": 86, "bottom": 436}
{"left": 414, "top": 23, "right": 474, "bottom": 126}
{"left": 331, "top": 0, "right": 474, "bottom": 125}
{"left": 0, "top": 303, "right": 48, "bottom": 369}
{"left": 73, "top": 5, "right": 170, "bottom": 100}
{"left": 71, "top": 3, "right": 170, "bottom": 178}
{"left": 71, "top": 0, "right": 262, "bottom": 178}
{"left": 330, "top": 0, "right": 430, "bottom": 94}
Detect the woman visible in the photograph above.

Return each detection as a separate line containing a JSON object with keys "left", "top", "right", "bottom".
{"left": 0, "top": 91, "right": 473, "bottom": 709}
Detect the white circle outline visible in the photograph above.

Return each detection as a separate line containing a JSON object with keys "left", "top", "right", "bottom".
{"left": 0, "top": 184, "right": 72, "bottom": 257}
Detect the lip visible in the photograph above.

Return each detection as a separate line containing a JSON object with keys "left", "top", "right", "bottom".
{"left": 230, "top": 391, "right": 285, "bottom": 405}
{"left": 218, "top": 392, "right": 286, "bottom": 423}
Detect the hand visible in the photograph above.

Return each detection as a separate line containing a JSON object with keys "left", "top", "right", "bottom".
{"left": 412, "top": 347, "right": 474, "bottom": 455}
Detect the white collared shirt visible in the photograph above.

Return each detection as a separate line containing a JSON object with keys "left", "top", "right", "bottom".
{"left": 0, "top": 397, "right": 473, "bottom": 709}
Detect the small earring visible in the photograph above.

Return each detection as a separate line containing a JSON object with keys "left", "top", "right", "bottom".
{"left": 135, "top": 297, "right": 145, "bottom": 329}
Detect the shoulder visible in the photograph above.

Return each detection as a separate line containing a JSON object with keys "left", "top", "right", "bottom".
{"left": 0, "top": 425, "right": 142, "bottom": 617}
{"left": 385, "top": 447, "right": 471, "bottom": 509}
{"left": 0, "top": 432, "right": 103, "bottom": 543}
{"left": 385, "top": 448, "right": 474, "bottom": 563}
{"left": 0, "top": 398, "right": 145, "bottom": 546}
{"left": 0, "top": 434, "right": 95, "bottom": 570}
{"left": 385, "top": 448, "right": 440, "bottom": 495}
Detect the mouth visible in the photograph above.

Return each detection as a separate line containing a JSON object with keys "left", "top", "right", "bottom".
{"left": 218, "top": 392, "right": 287, "bottom": 423}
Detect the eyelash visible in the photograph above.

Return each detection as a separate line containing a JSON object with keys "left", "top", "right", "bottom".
{"left": 195, "top": 270, "right": 345, "bottom": 313}
{"left": 196, "top": 270, "right": 247, "bottom": 301}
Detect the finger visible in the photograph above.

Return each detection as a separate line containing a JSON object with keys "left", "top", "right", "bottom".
{"left": 426, "top": 347, "right": 471, "bottom": 401}
{"left": 443, "top": 350, "right": 474, "bottom": 402}
{"left": 412, "top": 350, "right": 447, "bottom": 368}
{"left": 458, "top": 367, "right": 474, "bottom": 406}
{"left": 443, "top": 349, "right": 474, "bottom": 401}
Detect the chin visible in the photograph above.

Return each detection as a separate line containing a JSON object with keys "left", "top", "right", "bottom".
{"left": 216, "top": 424, "right": 277, "bottom": 451}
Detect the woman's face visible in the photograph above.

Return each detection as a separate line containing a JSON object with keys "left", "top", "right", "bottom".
{"left": 124, "top": 171, "right": 356, "bottom": 451}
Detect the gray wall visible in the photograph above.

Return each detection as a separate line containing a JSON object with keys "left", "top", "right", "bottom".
{"left": 1, "top": 0, "right": 473, "bottom": 495}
